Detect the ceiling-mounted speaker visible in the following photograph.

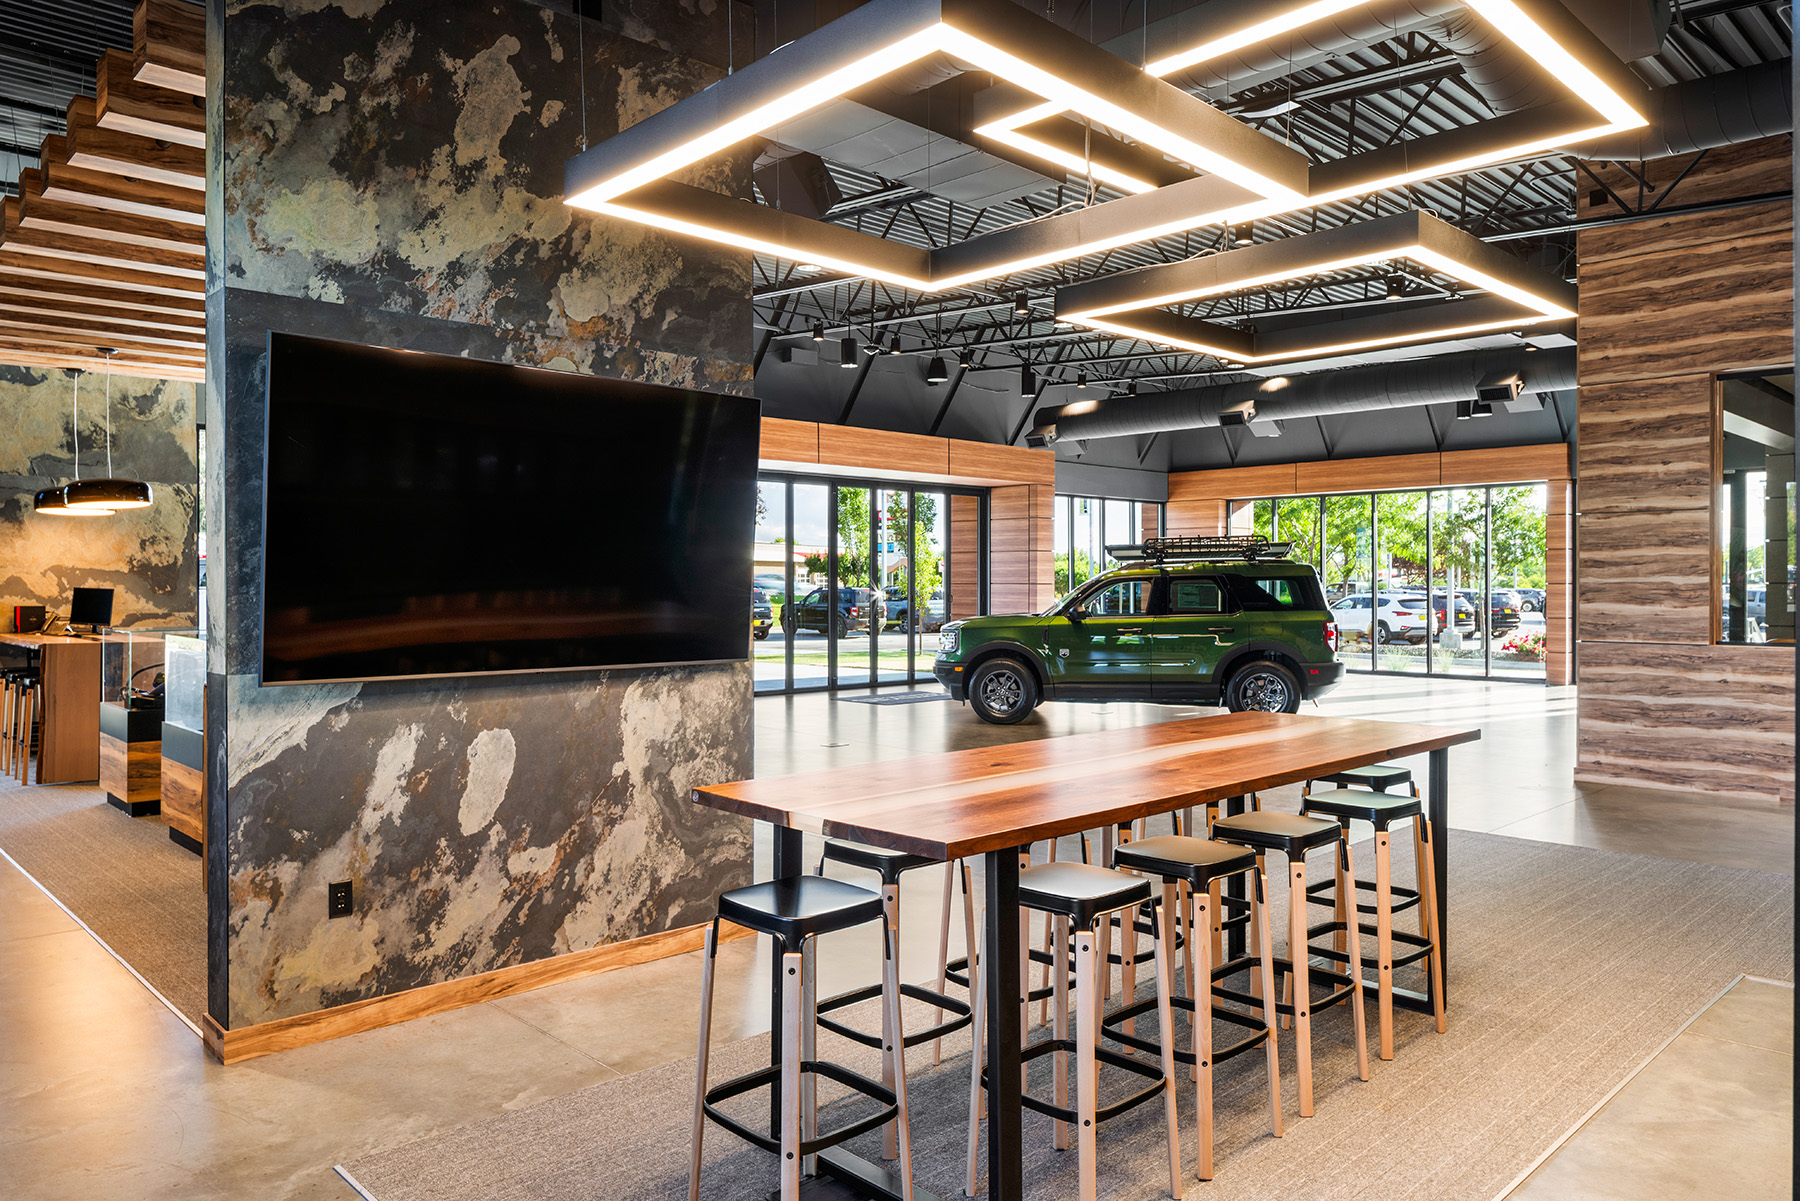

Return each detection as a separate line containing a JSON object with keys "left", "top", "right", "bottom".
{"left": 751, "top": 150, "right": 844, "bottom": 220}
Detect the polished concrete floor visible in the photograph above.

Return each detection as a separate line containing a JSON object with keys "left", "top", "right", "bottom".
{"left": 0, "top": 675, "right": 1790, "bottom": 1200}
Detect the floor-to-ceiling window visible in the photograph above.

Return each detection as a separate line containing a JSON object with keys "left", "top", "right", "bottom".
{"left": 1052, "top": 494, "right": 1157, "bottom": 602}
{"left": 754, "top": 473, "right": 981, "bottom": 694}
{"left": 1236, "top": 484, "right": 1550, "bottom": 681}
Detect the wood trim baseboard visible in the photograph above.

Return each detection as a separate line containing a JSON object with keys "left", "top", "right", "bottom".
{"left": 202, "top": 919, "right": 754, "bottom": 1065}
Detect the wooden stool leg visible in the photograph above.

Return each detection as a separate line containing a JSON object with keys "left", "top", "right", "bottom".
{"left": 1210, "top": 877, "right": 1224, "bottom": 971}
{"left": 1152, "top": 891, "right": 1182, "bottom": 1197}
{"left": 1, "top": 680, "right": 12, "bottom": 774}
{"left": 1097, "top": 827, "right": 1114, "bottom": 1005}
{"left": 1037, "top": 840, "right": 1059, "bottom": 1027}
{"left": 1245, "top": 856, "right": 1263, "bottom": 1011}
{"left": 1288, "top": 855, "right": 1314, "bottom": 1117}
{"left": 687, "top": 923, "right": 719, "bottom": 1201}
{"left": 1374, "top": 827, "right": 1396, "bottom": 1061}
{"left": 1340, "top": 839, "right": 1371, "bottom": 1082}
{"left": 1193, "top": 883, "right": 1215, "bottom": 1180}
{"left": 1120, "top": 875, "right": 1138, "bottom": 1050}
{"left": 1052, "top": 914, "right": 1070, "bottom": 1152}
{"left": 881, "top": 916, "right": 915, "bottom": 1201}
{"left": 1418, "top": 817, "right": 1447, "bottom": 1034}
{"left": 779, "top": 949, "right": 804, "bottom": 1201}
{"left": 1253, "top": 865, "right": 1283, "bottom": 1140}
{"left": 1075, "top": 921, "right": 1100, "bottom": 1201}
{"left": 935, "top": 860, "right": 955, "bottom": 1066}
{"left": 1332, "top": 823, "right": 1350, "bottom": 958}
{"left": 966, "top": 933, "right": 987, "bottom": 1196}
{"left": 19, "top": 686, "right": 34, "bottom": 784}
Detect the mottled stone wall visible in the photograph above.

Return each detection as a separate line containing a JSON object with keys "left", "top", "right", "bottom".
{"left": 0, "top": 365, "right": 199, "bottom": 630}
{"left": 209, "top": 0, "right": 755, "bottom": 1027}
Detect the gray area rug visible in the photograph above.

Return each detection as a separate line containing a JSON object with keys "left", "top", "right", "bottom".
{"left": 340, "top": 833, "right": 1794, "bottom": 1201}
{"left": 839, "top": 692, "right": 954, "bottom": 706}
{"left": 0, "top": 775, "right": 206, "bottom": 1024}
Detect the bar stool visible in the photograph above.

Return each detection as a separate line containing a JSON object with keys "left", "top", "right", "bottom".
{"left": 1299, "top": 787, "right": 1445, "bottom": 1060}
{"left": 4, "top": 669, "right": 40, "bottom": 783}
{"left": 815, "top": 838, "right": 978, "bottom": 1157}
{"left": 967, "top": 861, "right": 1181, "bottom": 1201}
{"left": 1306, "top": 764, "right": 1416, "bottom": 795}
{"left": 689, "top": 876, "right": 913, "bottom": 1201}
{"left": 1105, "top": 836, "right": 1284, "bottom": 1181}
{"left": 1209, "top": 812, "right": 1369, "bottom": 1117}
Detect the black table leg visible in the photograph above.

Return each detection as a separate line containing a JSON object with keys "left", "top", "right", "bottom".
{"left": 1429, "top": 748, "right": 1449, "bottom": 1001}
{"left": 983, "top": 847, "right": 1024, "bottom": 1201}
{"left": 1223, "top": 794, "right": 1248, "bottom": 961}
{"left": 771, "top": 824, "right": 804, "bottom": 1140}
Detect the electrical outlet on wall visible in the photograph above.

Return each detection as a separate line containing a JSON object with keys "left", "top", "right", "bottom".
{"left": 328, "top": 880, "right": 353, "bottom": 918}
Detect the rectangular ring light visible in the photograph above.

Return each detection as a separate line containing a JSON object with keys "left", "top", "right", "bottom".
{"left": 565, "top": 0, "right": 1308, "bottom": 293}
{"left": 1053, "top": 210, "right": 1576, "bottom": 365}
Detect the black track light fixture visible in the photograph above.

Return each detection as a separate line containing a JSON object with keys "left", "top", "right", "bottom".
{"left": 958, "top": 347, "right": 973, "bottom": 370}
{"left": 925, "top": 355, "right": 949, "bottom": 384}
{"left": 1076, "top": 372, "right": 1087, "bottom": 389}
{"left": 1020, "top": 364, "right": 1038, "bottom": 397}
{"left": 840, "top": 335, "right": 858, "bottom": 367}
{"left": 1012, "top": 292, "right": 1030, "bottom": 317}
{"left": 1229, "top": 221, "right": 1254, "bottom": 246}
{"left": 811, "top": 321, "right": 825, "bottom": 341}
{"left": 1126, "top": 380, "right": 1138, "bottom": 396}
{"left": 1384, "top": 273, "right": 1406, "bottom": 299}
{"left": 887, "top": 332, "right": 901, "bottom": 355}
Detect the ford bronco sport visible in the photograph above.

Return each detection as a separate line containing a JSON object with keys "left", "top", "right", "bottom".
{"left": 933, "top": 536, "right": 1343, "bottom": 724}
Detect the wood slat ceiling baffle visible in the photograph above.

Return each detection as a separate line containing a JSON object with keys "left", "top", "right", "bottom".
{"left": 0, "top": 1, "right": 210, "bottom": 383}
{"left": 134, "top": 0, "right": 205, "bottom": 97}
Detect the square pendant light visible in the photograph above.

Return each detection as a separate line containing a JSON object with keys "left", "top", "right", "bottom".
{"left": 1053, "top": 210, "right": 1575, "bottom": 365}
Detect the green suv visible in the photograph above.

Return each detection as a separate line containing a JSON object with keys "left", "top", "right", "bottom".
{"left": 933, "top": 536, "right": 1344, "bottom": 724}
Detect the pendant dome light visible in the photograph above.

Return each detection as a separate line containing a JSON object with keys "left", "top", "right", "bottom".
{"left": 63, "top": 350, "right": 153, "bottom": 512}
{"left": 34, "top": 367, "right": 114, "bottom": 517}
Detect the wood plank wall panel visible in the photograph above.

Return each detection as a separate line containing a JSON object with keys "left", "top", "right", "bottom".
{"left": 1573, "top": 136, "right": 1795, "bottom": 799}
{"left": 1164, "top": 495, "right": 1225, "bottom": 536}
{"left": 1294, "top": 452, "right": 1441, "bottom": 493}
{"left": 816, "top": 425, "right": 950, "bottom": 477}
{"left": 1576, "top": 642, "right": 1796, "bottom": 801}
{"left": 1577, "top": 205, "right": 1793, "bottom": 385}
{"left": 988, "top": 483, "right": 1054, "bottom": 614}
{"left": 947, "top": 439, "right": 1054, "bottom": 485}
{"left": 1169, "top": 463, "right": 1298, "bottom": 502}
{"left": 949, "top": 494, "right": 980, "bottom": 620}
{"left": 1438, "top": 443, "right": 1571, "bottom": 487}
{"left": 1576, "top": 377, "right": 1715, "bottom": 513}
{"left": 1576, "top": 508, "right": 1715, "bottom": 644}
{"left": 1141, "top": 503, "right": 1161, "bottom": 540}
{"left": 1544, "top": 480, "right": 1573, "bottom": 687}
{"left": 759, "top": 417, "right": 818, "bottom": 465}
{"left": 1575, "top": 135, "right": 1793, "bottom": 222}
{"left": 162, "top": 756, "right": 204, "bottom": 844}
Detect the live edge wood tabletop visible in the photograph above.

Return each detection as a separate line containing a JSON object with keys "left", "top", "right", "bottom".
{"left": 691, "top": 711, "right": 1480, "bottom": 862}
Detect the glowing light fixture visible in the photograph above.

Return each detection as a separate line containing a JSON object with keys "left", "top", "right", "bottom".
{"left": 812, "top": 321, "right": 826, "bottom": 341}
{"left": 1054, "top": 211, "right": 1575, "bottom": 366}
{"left": 925, "top": 355, "right": 950, "bottom": 383}
{"left": 33, "top": 368, "right": 116, "bottom": 517}
{"left": 1020, "top": 364, "right": 1038, "bottom": 397}
{"left": 840, "top": 336, "right": 859, "bottom": 366}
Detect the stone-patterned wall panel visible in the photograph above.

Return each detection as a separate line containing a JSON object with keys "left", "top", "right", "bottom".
{"left": 0, "top": 364, "right": 198, "bottom": 627}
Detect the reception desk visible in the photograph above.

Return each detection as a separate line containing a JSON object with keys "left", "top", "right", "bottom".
{"left": 0, "top": 632, "right": 102, "bottom": 784}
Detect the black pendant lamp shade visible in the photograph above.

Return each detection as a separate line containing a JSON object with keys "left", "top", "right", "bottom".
{"left": 925, "top": 355, "right": 949, "bottom": 383}
{"left": 63, "top": 477, "right": 154, "bottom": 510}
{"left": 33, "top": 485, "right": 112, "bottom": 516}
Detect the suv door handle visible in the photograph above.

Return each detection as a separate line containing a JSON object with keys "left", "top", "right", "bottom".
{"left": 1206, "top": 626, "right": 1233, "bottom": 633}
{"left": 1116, "top": 627, "right": 1144, "bottom": 634}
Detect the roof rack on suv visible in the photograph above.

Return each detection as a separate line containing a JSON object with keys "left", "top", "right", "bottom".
{"left": 1105, "top": 535, "right": 1296, "bottom": 564}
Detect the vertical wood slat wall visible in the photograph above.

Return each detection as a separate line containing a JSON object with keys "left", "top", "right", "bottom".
{"left": 1164, "top": 446, "right": 1574, "bottom": 685}
{"left": 1573, "top": 134, "right": 1796, "bottom": 801}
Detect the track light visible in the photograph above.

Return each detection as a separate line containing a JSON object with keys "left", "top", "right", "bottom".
{"left": 1013, "top": 292, "right": 1031, "bottom": 317}
{"left": 1229, "top": 222, "right": 1254, "bottom": 246}
{"left": 1076, "top": 372, "right": 1087, "bottom": 388}
{"left": 840, "top": 336, "right": 858, "bottom": 367}
{"left": 1385, "top": 274, "right": 1407, "bottom": 299}
{"left": 811, "top": 321, "right": 825, "bottom": 341}
{"left": 1020, "top": 364, "right": 1038, "bottom": 397}
{"left": 925, "top": 355, "right": 949, "bottom": 383}
{"left": 887, "top": 332, "right": 901, "bottom": 355}
{"left": 958, "top": 347, "right": 973, "bottom": 370}
{"left": 1126, "top": 380, "right": 1137, "bottom": 396}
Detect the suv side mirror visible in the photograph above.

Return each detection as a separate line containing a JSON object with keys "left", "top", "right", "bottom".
{"left": 1068, "top": 605, "right": 1090, "bottom": 623}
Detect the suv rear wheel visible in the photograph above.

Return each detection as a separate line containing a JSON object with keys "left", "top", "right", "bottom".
{"left": 1225, "top": 661, "right": 1301, "bottom": 714}
{"left": 968, "top": 657, "right": 1039, "bottom": 724}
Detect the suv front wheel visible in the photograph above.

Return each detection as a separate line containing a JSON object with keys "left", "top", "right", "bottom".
{"left": 968, "top": 657, "right": 1039, "bottom": 724}
{"left": 1225, "top": 661, "right": 1302, "bottom": 714}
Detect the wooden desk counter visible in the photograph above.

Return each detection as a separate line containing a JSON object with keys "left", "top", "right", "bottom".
{"left": 0, "top": 632, "right": 102, "bottom": 784}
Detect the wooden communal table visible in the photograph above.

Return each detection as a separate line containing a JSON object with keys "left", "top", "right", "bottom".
{"left": 694, "top": 711, "right": 1479, "bottom": 1201}
{"left": 0, "top": 632, "right": 102, "bottom": 784}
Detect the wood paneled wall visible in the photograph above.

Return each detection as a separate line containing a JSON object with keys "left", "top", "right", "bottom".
{"left": 760, "top": 417, "right": 1057, "bottom": 621}
{"left": 1573, "top": 134, "right": 1795, "bottom": 801}
{"left": 1165, "top": 444, "right": 1575, "bottom": 684}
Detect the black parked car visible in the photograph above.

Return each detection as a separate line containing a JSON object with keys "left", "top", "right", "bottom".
{"left": 1456, "top": 589, "right": 1522, "bottom": 635}
{"left": 781, "top": 586, "right": 875, "bottom": 637}
{"left": 751, "top": 587, "right": 773, "bottom": 640}
{"left": 883, "top": 586, "right": 947, "bottom": 632}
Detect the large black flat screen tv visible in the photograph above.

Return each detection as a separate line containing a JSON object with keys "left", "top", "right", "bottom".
{"left": 261, "top": 332, "right": 760, "bottom": 684}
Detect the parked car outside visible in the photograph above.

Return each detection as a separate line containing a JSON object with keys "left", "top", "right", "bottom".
{"left": 751, "top": 587, "right": 773, "bottom": 640}
{"left": 1514, "top": 587, "right": 1546, "bottom": 612}
{"left": 934, "top": 539, "right": 1343, "bottom": 723}
{"left": 884, "top": 586, "right": 947, "bottom": 632}
{"left": 1456, "top": 589, "right": 1521, "bottom": 635}
{"left": 753, "top": 573, "right": 790, "bottom": 601}
{"left": 1395, "top": 591, "right": 1478, "bottom": 634}
{"left": 782, "top": 585, "right": 875, "bottom": 637}
{"left": 1328, "top": 593, "right": 1432, "bottom": 644}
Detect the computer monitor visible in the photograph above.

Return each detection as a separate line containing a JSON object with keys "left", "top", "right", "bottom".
{"left": 69, "top": 587, "right": 114, "bottom": 629}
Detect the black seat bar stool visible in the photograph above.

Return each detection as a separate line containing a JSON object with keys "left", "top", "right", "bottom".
{"left": 1300, "top": 787, "right": 1446, "bottom": 1060}
{"left": 967, "top": 861, "right": 1182, "bottom": 1201}
{"left": 816, "top": 839, "right": 977, "bottom": 1157}
{"left": 1209, "top": 811, "right": 1370, "bottom": 1118}
{"left": 1106, "top": 836, "right": 1284, "bottom": 1181}
{"left": 689, "top": 875, "right": 913, "bottom": 1201}
{"left": 1307, "top": 764, "right": 1416, "bottom": 795}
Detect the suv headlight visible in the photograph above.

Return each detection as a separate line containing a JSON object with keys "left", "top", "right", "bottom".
{"left": 937, "top": 627, "right": 960, "bottom": 656}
